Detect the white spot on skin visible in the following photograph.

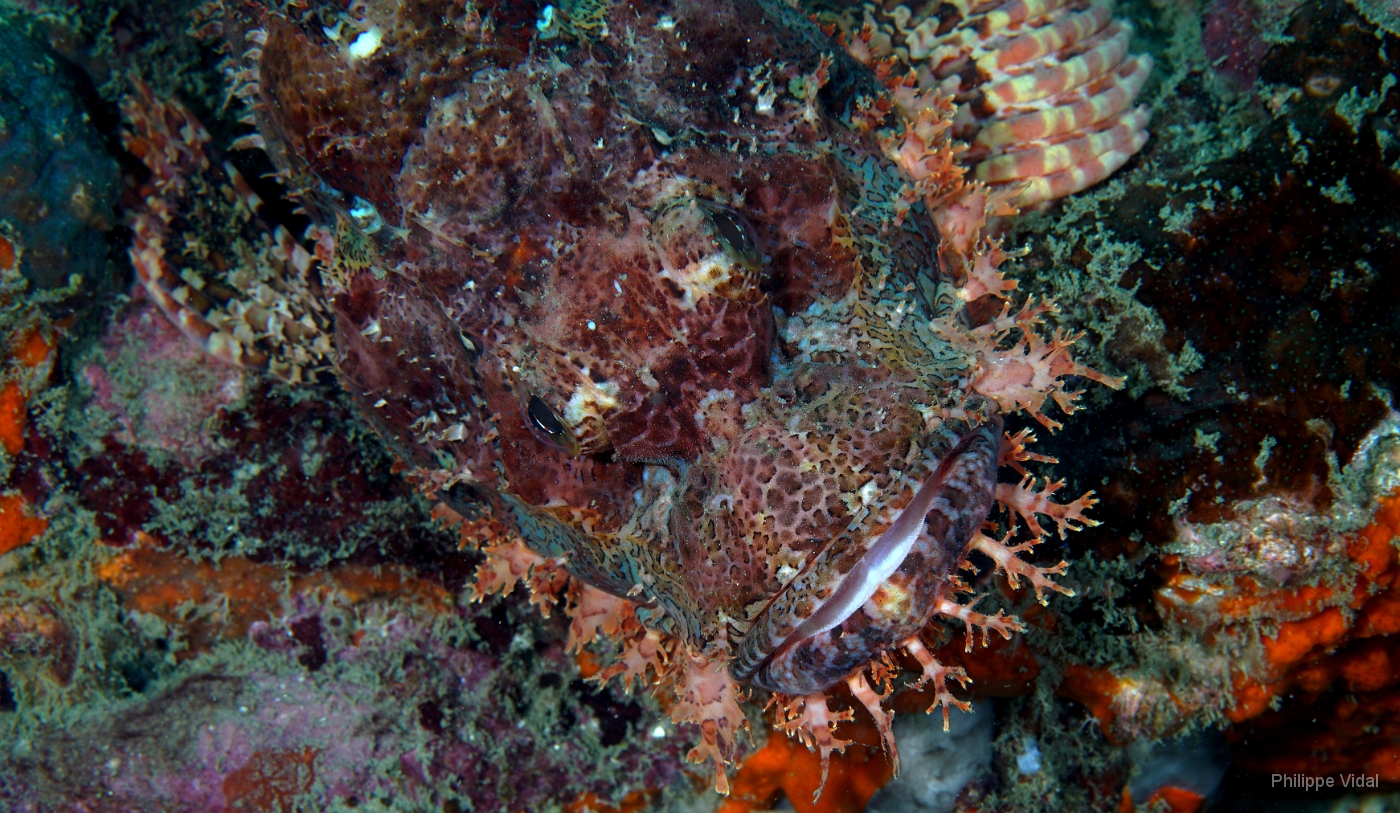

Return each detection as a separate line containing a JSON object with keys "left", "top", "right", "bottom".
{"left": 347, "top": 27, "right": 382, "bottom": 59}
{"left": 535, "top": 5, "right": 559, "bottom": 37}
{"left": 755, "top": 89, "right": 777, "bottom": 116}
{"left": 349, "top": 197, "right": 382, "bottom": 234}
{"left": 1016, "top": 737, "right": 1042, "bottom": 774}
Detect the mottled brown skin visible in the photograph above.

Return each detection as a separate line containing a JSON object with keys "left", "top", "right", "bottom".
{"left": 225, "top": 0, "right": 1000, "bottom": 693}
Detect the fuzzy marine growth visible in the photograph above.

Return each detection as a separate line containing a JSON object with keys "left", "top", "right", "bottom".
{"left": 123, "top": 0, "right": 1129, "bottom": 793}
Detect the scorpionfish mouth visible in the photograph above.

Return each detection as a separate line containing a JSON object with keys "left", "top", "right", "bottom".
{"left": 727, "top": 406, "right": 1003, "bottom": 697}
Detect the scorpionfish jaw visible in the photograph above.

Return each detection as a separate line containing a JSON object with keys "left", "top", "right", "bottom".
{"left": 731, "top": 413, "right": 1003, "bottom": 696}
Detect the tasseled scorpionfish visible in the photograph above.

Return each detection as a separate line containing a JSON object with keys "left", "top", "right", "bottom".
{"left": 123, "top": 0, "right": 1144, "bottom": 792}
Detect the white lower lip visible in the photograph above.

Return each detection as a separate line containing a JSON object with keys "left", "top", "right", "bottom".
{"left": 775, "top": 434, "right": 972, "bottom": 649}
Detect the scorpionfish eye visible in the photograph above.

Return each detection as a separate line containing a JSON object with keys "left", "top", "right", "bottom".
{"left": 695, "top": 198, "right": 761, "bottom": 272}
{"left": 522, "top": 391, "right": 581, "bottom": 456}
{"left": 650, "top": 197, "right": 767, "bottom": 305}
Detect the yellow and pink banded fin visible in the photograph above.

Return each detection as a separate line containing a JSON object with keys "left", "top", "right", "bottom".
{"left": 119, "top": 78, "right": 333, "bottom": 384}
{"left": 836, "top": 0, "right": 1153, "bottom": 208}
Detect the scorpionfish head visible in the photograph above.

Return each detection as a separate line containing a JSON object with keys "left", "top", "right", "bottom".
{"left": 223, "top": 0, "right": 1003, "bottom": 694}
